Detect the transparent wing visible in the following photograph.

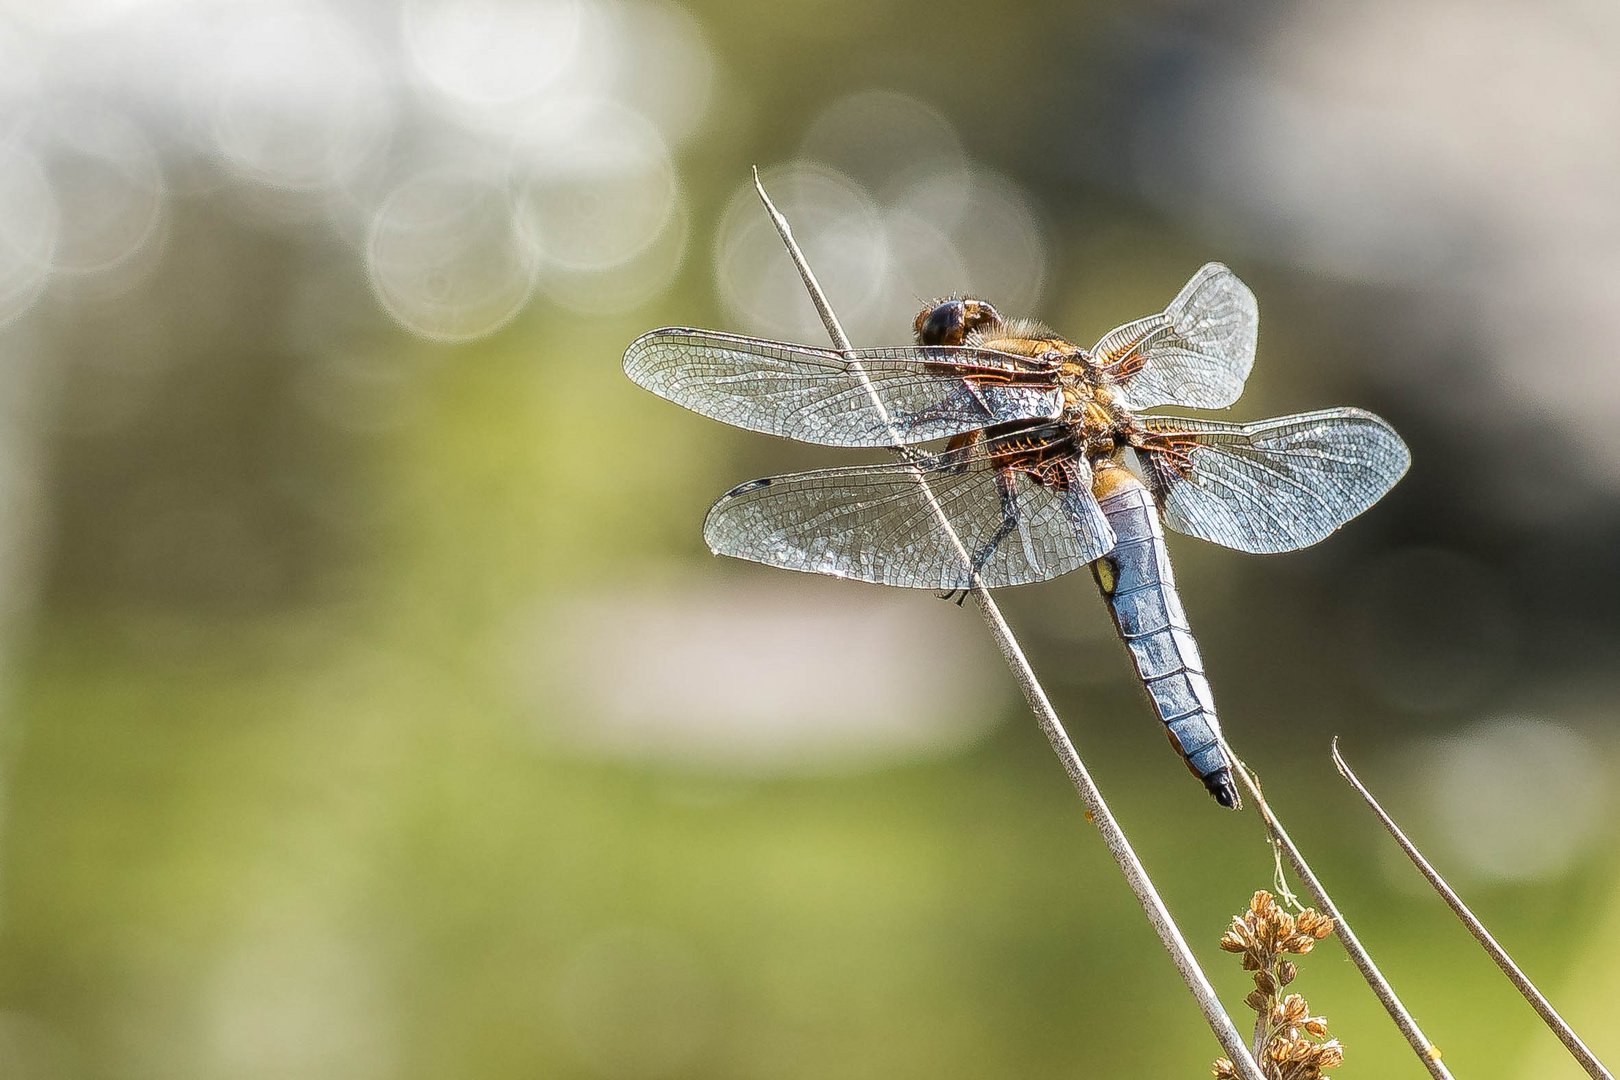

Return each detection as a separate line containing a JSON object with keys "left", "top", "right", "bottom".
{"left": 1095, "top": 263, "right": 1259, "bottom": 411}
{"left": 624, "top": 327, "right": 1063, "bottom": 447}
{"left": 1137, "top": 408, "right": 1410, "bottom": 554}
{"left": 703, "top": 443, "right": 1116, "bottom": 589}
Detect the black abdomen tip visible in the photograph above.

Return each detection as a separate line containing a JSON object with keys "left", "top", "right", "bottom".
{"left": 1206, "top": 769, "right": 1241, "bottom": 810}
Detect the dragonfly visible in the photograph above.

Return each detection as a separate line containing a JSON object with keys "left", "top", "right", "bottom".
{"left": 623, "top": 264, "right": 1409, "bottom": 808}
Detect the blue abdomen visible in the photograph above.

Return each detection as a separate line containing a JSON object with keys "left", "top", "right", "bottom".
{"left": 1092, "top": 471, "right": 1238, "bottom": 808}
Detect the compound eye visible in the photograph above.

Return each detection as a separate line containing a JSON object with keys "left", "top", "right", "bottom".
{"left": 917, "top": 301, "right": 966, "bottom": 346}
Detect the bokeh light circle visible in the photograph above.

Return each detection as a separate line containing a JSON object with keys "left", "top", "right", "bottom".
{"left": 1428, "top": 717, "right": 1609, "bottom": 881}
{"left": 800, "top": 89, "right": 968, "bottom": 198}
{"left": 714, "top": 164, "right": 889, "bottom": 341}
{"left": 0, "top": 21, "right": 43, "bottom": 146}
{"left": 611, "top": 0, "right": 715, "bottom": 147}
{"left": 877, "top": 208, "right": 969, "bottom": 299}
{"left": 863, "top": 208, "right": 968, "bottom": 342}
{"left": 536, "top": 580, "right": 1001, "bottom": 772}
{"left": 210, "top": 3, "right": 394, "bottom": 193}
{"left": 538, "top": 191, "right": 688, "bottom": 316}
{"left": 0, "top": 146, "right": 57, "bottom": 326}
{"left": 903, "top": 168, "right": 1048, "bottom": 316}
{"left": 517, "top": 99, "right": 677, "bottom": 273}
{"left": 366, "top": 169, "right": 538, "bottom": 342}
{"left": 403, "top": 0, "right": 587, "bottom": 107}
{"left": 32, "top": 106, "right": 167, "bottom": 277}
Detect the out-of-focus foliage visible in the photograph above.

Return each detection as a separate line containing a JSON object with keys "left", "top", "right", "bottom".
{"left": 0, "top": 0, "right": 1617, "bottom": 1077}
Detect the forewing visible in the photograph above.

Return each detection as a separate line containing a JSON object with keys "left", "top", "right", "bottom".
{"left": 1096, "top": 263, "right": 1259, "bottom": 410}
{"left": 624, "top": 327, "right": 1063, "bottom": 447}
{"left": 1138, "top": 408, "right": 1410, "bottom": 554}
{"left": 703, "top": 449, "right": 1116, "bottom": 589}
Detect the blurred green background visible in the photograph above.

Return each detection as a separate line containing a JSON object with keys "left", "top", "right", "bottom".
{"left": 1, "top": 0, "right": 1617, "bottom": 1076}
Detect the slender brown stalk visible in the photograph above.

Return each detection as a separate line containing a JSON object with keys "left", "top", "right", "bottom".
{"left": 1221, "top": 746, "right": 1454, "bottom": 1080}
{"left": 1333, "top": 740, "right": 1614, "bottom": 1080}
{"left": 753, "top": 168, "right": 1267, "bottom": 1080}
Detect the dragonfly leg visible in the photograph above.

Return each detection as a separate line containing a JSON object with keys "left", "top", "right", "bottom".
{"left": 971, "top": 468, "right": 1023, "bottom": 572}
{"left": 933, "top": 467, "right": 1020, "bottom": 605}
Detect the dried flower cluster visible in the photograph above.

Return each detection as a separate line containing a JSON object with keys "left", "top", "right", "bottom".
{"left": 1212, "top": 891, "right": 1342, "bottom": 1080}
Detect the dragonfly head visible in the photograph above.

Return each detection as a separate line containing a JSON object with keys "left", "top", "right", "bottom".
{"left": 913, "top": 297, "right": 1002, "bottom": 347}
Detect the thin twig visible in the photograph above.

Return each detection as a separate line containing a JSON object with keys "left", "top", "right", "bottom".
{"left": 1333, "top": 740, "right": 1614, "bottom": 1080}
{"left": 1221, "top": 744, "right": 1454, "bottom": 1079}
{"left": 753, "top": 167, "right": 1267, "bottom": 1080}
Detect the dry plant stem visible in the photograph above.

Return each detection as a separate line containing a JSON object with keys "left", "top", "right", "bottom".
{"left": 1333, "top": 741, "right": 1615, "bottom": 1080}
{"left": 752, "top": 168, "right": 1267, "bottom": 1080}
{"left": 1223, "top": 747, "right": 1454, "bottom": 1080}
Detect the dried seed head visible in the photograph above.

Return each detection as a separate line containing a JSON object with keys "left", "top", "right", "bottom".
{"left": 1265, "top": 1033, "right": 1308, "bottom": 1064}
{"left": 1275, "top": 993, "right": 1309, "bottom": 1025}
{"left": 1284, "top": 935, "right": 1319, "bottom": 956}
{"left": 1211, "top": 1057, "right": 1239, "bottom": 1079}
{"left": 1296, "top": 909, "right": 1334, "bottom": 939}
{"left": 1221, "top": 891, "right": 1343, "bottom": 1080}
